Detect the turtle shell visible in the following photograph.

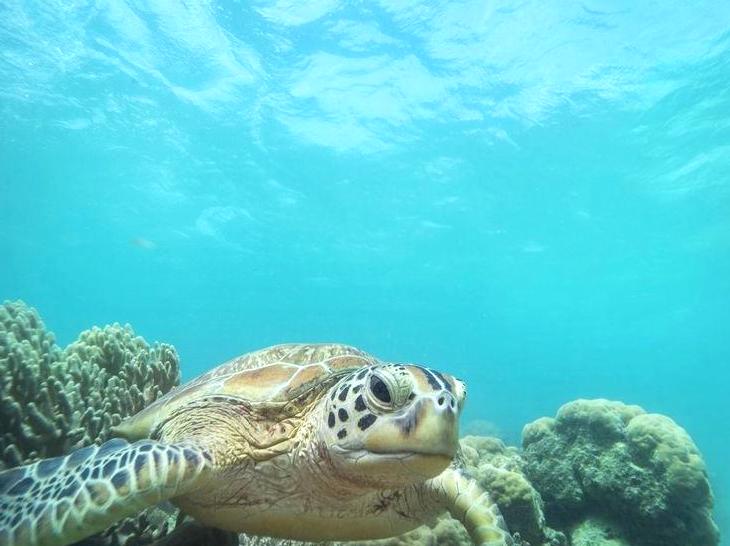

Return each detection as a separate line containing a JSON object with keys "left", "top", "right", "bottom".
{"left": 114, "top": 343, "right": 377, "bottom": 440}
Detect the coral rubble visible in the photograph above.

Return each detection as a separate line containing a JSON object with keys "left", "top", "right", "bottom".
{"left": 522, "top": 398, "right": 719, "bottom": 546}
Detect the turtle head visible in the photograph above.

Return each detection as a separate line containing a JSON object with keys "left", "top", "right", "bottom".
{"left": 320, "top": 363, "right": 466, "bottom": 488}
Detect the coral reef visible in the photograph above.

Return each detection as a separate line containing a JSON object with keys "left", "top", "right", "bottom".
{"left": 0, "top": 300, "right": 181, "bottom": 546}
{"left": 522, "top": 399, "right": 719, "bottom": 546}
{"left": 0, "top": 300, "right": 179, "bottom": 468}
{"left": 0, "top": 299, "right": 64, "bottom": 466}
{"left": 459, "top": 436, "right": 565, "bottom": 546}
{"left": 62, "top": 323, "right": 179, "bottom": 443}
{"left": 569, "top": 517, "right": 630, "bottom": 546}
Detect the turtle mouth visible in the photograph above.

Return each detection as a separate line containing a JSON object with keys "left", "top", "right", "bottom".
{"left": 334, "top": 445, "right": 453, "bottom": 458}
{"left": 333, "top": 443, "right": 455, "bottom": 460}
{"left": 332, "top": 446, "right": 453, "bottom": 481}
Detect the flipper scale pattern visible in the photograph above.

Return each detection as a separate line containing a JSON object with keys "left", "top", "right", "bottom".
{"left": 0, "top": 438, "right": 211, "bottom": 546}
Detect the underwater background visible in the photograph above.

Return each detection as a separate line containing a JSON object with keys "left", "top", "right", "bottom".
{"left": 1, "top": 1, "right": 728, "bottom": 542}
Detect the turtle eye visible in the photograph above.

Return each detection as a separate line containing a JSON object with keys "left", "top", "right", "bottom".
{"left": 365, "top": 368, "right": 413, "bottom": 411}
{"left": 369, "top": 375, "right": 391, "bottom": 405}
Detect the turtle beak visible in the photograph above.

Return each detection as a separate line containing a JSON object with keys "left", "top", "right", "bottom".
{"left": 365, "top": 393, "right": 460, "bottom": 459}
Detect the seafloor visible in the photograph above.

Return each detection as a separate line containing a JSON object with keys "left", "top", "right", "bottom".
{"left": 0, "top": 300, "right": 720, "bottom": 546}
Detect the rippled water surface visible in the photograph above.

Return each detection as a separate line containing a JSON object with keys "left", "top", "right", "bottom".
{"left": 2, "top": 1, "right": 729, "bottom": 541}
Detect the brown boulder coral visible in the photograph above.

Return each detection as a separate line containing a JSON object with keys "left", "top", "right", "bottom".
{"left": 459, "top": 436, "right": 565, "bottom": 546}
{"left": 522, "top": 399, "right": 719, "bottom": 546}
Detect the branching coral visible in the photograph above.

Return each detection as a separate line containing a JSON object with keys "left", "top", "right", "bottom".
{"left": 0, "top": 300, "right": 179, "bottom": 469}
{"left": 0, "top": 300, "right": 181, "bottom": 546}
{"left": 62, "top": 323, "right": 179, "bottom": 444}
{"left": 0, "top": 300, "right": 65, "bottom": 466}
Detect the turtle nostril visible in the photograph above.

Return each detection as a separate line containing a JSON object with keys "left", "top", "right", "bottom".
{"left": 450, "top": 399, "right": 455, "bottom": 409}
{"left": 438, "top": 396, "right": 445, "bottom": 406}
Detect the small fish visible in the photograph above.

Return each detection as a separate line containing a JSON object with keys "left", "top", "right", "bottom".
{"left": 131, "top": 237, "right": 157, "bottom": 250}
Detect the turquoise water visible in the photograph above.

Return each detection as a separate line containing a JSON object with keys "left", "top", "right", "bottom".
{"left": 1, "top": 0, "right": 729, "bottom": 540}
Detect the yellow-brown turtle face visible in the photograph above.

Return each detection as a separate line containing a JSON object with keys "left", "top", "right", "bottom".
{"left": 322, "top": 363, "right": 466, "bottom": 488}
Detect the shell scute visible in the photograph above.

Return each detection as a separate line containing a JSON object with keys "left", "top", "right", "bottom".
{"left": 222, "top": 363, "right": 299, "bottom": 403}
{"left": 114, "top": 343, "right": 377, "bottom": 440}
{"left": 283, "top": 364, "right": 330, "bottom": 397}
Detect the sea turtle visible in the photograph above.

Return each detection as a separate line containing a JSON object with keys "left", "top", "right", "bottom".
{"left": 0, "top": 343, "right": 513, "bottom": 546}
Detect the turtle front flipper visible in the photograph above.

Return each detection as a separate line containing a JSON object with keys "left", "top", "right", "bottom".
{"left": 431, "top": 466, "right": 514, "bottom": 546}
{"left": 0, "top": 438, "right": 212, "bottom": 546}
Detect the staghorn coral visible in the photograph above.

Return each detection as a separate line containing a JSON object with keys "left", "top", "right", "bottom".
{"left": 522, "top": 399, "right": 719, "bottom": 546}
